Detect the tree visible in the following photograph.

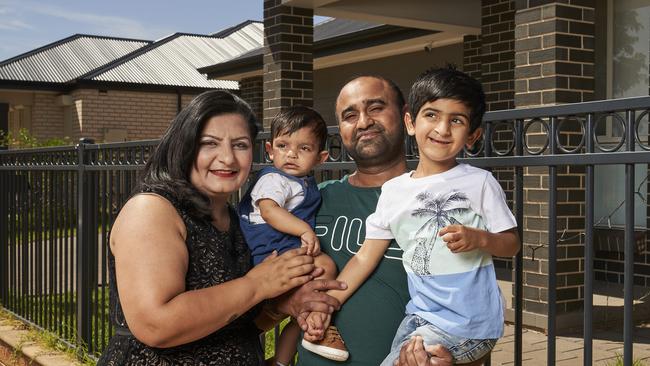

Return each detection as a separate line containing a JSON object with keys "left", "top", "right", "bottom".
{"left": 410, "top": 191, "right": 468, "bottom": 275}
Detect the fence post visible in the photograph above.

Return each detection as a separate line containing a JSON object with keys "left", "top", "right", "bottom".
{"left": 0, "top": 165, "right": 8, "bottom": 305}
{"left": 76, "top": 138, "right": 94, "bottom": 350}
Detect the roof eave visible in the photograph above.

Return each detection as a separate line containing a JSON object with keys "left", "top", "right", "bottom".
{"left": 201, "top": 25, "right": 438, "bottom": 81}
{"left": 74, "top": 79, "right": 236, "bottom": 94}
{"left": 200, "top": 54, "right": 264, "bottom": 79}
{"left": 0, "top": 80, "right": 69, "bottom": 92}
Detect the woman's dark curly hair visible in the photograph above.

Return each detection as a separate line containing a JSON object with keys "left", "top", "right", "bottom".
{"left": 138, "top": 90, "right": 259, "bottom": 220}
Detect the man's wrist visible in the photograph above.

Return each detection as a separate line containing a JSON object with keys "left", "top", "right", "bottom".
{"left": 263, "top": 299, "right": 287, "bottom": 321}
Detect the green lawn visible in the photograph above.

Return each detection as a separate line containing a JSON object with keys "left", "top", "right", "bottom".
{"left": 4, "top": 291, "right": 289, "bottom": 364}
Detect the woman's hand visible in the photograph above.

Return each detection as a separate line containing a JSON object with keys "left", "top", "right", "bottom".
{"left": 245, "top": 247, "right": 316, "bottom": 300}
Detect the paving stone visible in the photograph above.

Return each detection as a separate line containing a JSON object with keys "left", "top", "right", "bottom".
{"left": 488, "top": 323, "right": 650, "bottom": 364}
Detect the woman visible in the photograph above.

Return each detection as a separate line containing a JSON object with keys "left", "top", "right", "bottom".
{"left": 98, "top": 91, "right": 341, "bottom": 365}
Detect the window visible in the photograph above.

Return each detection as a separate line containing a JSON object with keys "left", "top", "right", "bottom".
{"left": 8, "top": 105, "right": 31, "bottom": 133}
{"left": 594, "top": 0, "right": 650, "bottom": 229}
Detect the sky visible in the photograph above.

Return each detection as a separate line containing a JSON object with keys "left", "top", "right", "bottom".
{"left": 0, "top": 0, "right": 264, "bottom": 62}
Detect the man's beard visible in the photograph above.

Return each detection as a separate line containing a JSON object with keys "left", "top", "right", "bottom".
{"left": 346, "top": 128, "right": 404, "bottom": 167}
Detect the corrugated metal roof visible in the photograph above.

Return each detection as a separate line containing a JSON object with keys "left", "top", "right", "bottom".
{"left": 0, "top": 35, "right": 151, "bottom": 83}
{"left": 0, "top": 21, "right": 263, "bottom": 90}
{"left": 90, "top": 22, "right": 263, "bottom": 89}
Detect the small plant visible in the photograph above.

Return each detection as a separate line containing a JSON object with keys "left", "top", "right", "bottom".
{"left": 0, "top": 128, "right": 72, "bottom": 148}
{"left": 606, "top": 353, "right": 647, "bottom": 366}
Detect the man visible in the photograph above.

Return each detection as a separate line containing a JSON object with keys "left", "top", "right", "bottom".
{"left": 281, "top": 75, "right": 486, "bottom": 366}
{"left": 298, "top": 75, "right": 463, "bottom": 366}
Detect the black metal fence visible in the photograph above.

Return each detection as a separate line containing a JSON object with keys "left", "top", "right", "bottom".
{"left": 1, "top": 96, "right": 650, "bottom": 365}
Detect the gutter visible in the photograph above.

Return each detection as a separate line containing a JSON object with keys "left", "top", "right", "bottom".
{"left": 199, "top": 25, "right": 437, "bottom": 79}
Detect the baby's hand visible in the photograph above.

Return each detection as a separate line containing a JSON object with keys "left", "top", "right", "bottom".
{"left": 303, "top": 311, "right": 330, "bottom": 342}
{"left": 439, "top": 224, "right": 485, "bottom": 253}
{"left": 300, "top": 229, "right": 321, "bottom": 256}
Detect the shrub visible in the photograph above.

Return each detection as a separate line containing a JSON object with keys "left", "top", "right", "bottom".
{"left": 0, "top": 128, "right": 73, "bottom": 149}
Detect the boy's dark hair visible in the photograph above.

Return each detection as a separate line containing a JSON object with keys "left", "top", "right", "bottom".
{"left": 271, "top": 105, "right": 328, "bottom": 150}
{"left": 408, "top": 66, "right": 486, "bottom": 132}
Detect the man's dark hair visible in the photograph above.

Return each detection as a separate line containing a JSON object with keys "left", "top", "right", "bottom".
{"left": 408, "top": 66, "right": 486, "bottom": 132}
{"left": 271, "top": 105, "right": 328, "bottom": 150}
{"left": 337, "top": 74, "right": 406, "bottom": 115}
{"left": 139, "top": 90, "right": 259, "bottom": 220}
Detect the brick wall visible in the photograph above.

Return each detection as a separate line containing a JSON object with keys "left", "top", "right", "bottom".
{"left": 11, "top": 89, "right": 201, "bottom": 143}
{"left": 31, "top": 93, "right": 64, "bottom": 140}
{"left": 181, "top": 94, "right": 199, "bottom": 109}
{"left": 482, "top": 0, "right": 516, "bottom": 111}
{"left": 480, "top": 0, "right": 515, "bottom": 200}
{"left": 463, "top": 1, "right": 517, "bottom": 273}
{"left": 240, "top": 76, "right": 264, "bottom": 123}
{"left": 594, "top": 229, "right": 650, "bottom": 286}
{"left": 514, "top": 1, "right": 595, "bottom": 106}
{"left": 463, "top": 35, "right": 482, "bottom": 80}
{"left": 515, "top": 0, "right": 595, "bottom": 329}
{"left": 70, "top": 89, "right": 196, "bottom": 142}
{"left": 263, "top": 0, "right": 313, "bottom": 129}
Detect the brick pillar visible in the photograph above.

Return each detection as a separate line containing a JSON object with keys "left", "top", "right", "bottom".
{"left": 468, "top": 1, "right": 517, "bottom": 272}
{"left": 482, "top": 0, "right": 516, "bottom": 111}
{"left": 515, "top": 0, "right": 595, "bottom": 331}
{"left": 239, "top": 76, "right": 263, "bottom": 123}
{"left": 263, "top": 1, "right": 313, "bottom": 130}
{"left": 463, "top": 35, "right": 482, "bottom": 80}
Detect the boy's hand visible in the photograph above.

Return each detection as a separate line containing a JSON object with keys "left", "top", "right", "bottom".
{"left": 439, "top": 225, "right": 486, "bottom": 253}
{"left": 303, "top": 311, "right": 330, "bottom": 341}
{"left": 300, "top": 229, "right": 321, "bottom": 256}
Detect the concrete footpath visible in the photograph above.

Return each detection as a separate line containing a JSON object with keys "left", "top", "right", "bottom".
{"left": 0, "top": 315, "right": 81, "bottom": 366}
{"left": 491, "top": 321, "right": 650, "bottom": 365}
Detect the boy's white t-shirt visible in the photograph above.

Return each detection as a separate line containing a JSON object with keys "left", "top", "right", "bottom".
{"left": 248, "top": 173, "right": 304, "bottom": 224}
{"left": 366, "top": 163, "right": 517, "bottom": 339}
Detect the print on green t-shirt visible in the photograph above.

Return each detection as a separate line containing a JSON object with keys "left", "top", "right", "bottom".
{"left": 296, "top": 177, "right": 410, "bottom": 366}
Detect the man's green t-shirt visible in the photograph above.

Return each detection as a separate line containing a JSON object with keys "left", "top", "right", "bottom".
{"left": 296, "top": 176, "right": 410, "bottom": 366}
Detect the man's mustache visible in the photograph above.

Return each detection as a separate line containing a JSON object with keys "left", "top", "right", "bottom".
{"left": 353, "top": 126, "right": 384, "bottom": 142}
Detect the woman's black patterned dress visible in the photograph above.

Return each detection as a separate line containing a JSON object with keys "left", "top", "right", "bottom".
{"left": 98, "top": 191, "right": 264, "bottom": 366}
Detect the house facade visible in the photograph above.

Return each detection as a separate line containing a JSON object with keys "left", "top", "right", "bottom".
{"left": 0, "top": 21, "right": 263, "bottom": 143}
{"left": 201, "top": 0, "right": 650, "bottom": 333}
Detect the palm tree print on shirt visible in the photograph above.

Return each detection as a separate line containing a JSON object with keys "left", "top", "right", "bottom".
{"left": 410, "top": 190, "right": 469, "bottom": 275}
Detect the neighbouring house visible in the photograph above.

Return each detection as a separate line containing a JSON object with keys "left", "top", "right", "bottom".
{"left": 0, "top": 20, "right": 263, "bottom": 143}
{"left": 199, "top": 0, "right": 650, "bottom": 334}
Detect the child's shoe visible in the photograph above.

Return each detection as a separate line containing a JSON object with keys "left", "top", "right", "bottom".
{"left": 301, "top": 326, "right": 349, "bottom": 361}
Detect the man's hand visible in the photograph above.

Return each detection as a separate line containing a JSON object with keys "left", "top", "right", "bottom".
{"left": 395, "top": 336, "right": 489, "bottom": 366}
{"left": 395, "top": 336, "right": 453, "bottom": 366}
{"left": 439, "top": 224, "right": 485, "bottom": 253}
{"left": 274, "top": 275, "right": 347, "bottom": 330}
